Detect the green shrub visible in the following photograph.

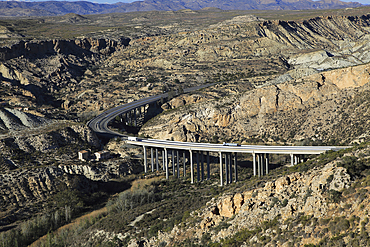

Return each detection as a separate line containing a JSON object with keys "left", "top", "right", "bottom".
{"left": 327, "top": 190, "right": 342, "bottom": 203}
{"left": 281, "top": 198, "right": 289, "bottom": 207}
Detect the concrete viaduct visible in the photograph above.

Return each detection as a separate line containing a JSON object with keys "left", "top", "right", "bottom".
{"left": 88, "top": 84, "right": 349, "bottom": 186}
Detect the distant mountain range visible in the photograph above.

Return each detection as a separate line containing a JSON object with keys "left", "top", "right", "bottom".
{"left": 0, "top": 0, "right": 363, "bottom": 17}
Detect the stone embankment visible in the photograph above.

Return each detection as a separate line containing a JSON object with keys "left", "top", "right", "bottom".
{"left": 0, "top": 37, "right": 130, "bottom": 61}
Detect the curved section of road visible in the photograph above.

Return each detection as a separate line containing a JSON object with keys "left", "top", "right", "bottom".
{"left": 88, "top": 83, "right": 349, "bottom": 155}
{"left": 88, "top": 83, "right": 215, "bottom": 138}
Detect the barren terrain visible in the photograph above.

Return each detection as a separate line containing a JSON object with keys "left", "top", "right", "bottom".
{"left": 1, "top": 7, "right": 370, "bottom": 247}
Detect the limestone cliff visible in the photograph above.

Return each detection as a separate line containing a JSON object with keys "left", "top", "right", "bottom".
{"left": 139, "top": 63, "right": 370, "bottom": 144}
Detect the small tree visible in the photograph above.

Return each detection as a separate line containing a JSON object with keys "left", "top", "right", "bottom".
{"left": 147, "top": 76, "right": 155, "bottom": 83}
{"left": 178, "top": 85, "right": 184, "bottom": 94}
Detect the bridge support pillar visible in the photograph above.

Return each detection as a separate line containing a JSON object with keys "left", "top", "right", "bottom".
{"left": 156, "top": 148, "right": 159, "bottom": 171}
{"left": 207, "top": 151, "right": 210, "bottom": 180}
{"left": 151, "top": 148, "right": 154, "bottom": 172}
{"left": 265, "top": 154, "right": 269, "bottom": 175}
{"left": 134, "top": 109, "right": 137, "bottom": 127}
{"left": 294, "top": 155, "right": 298, "bottom": 165}
{"left": 143, "top": 146, "right": 147, "bottom": 173}
{"left": 219, "top": 152, "right": 223, "bottom": 186}
{"left": 177, "top": 150, "right": 180, "bottom": 178}
{"left": 183, "top": 151, "right": 186, "bottom": 177}
{"left": 137, "top": 107, "right": 140, "bottom": 126}
{"left": 291, "top": 153, "right": 294, "bottom": 166}
{"left": 162, "top": 150, "right": 165, "bottom": 171}
{"left": 257, "top": 154, "right": 261, "bottom": 177}
{"left": 165, "top": 148, "right": 169, "bottom": 179}
{"left": 201, "top": 151, "right": 204, "bottom": 181}
{"left": 225, "top": 153, "right": 229, "bottom": 184}
{"left": 142, "top": 105, "right": 146, "bottom": 122}
{"left": 253, "top": 153, "right": 256, "bottom": 176}
{"left": 172, "top": 150, "right": 175, "bottom": 176}
{"left": 190, "top": 150, "right": 194, "bottom": 184}
{"left": 228, "top": 153, "right": 232, "bottom": 183}
{"left": 234, "top": 152, "right": 238, "bottom": 182}
{"left": 197, "top": 151, "right": 200, "bottom": 182}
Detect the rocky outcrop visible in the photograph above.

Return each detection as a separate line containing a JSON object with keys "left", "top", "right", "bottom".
{"left": 0, "top": 124, "right": 100, "bottom": 171}
{"left": 59, "top": 161, "right": 134, "bottom": 182}
{"left": 0, "top": 37, "right": 130, "bottom": 108}
{"left": 125, "top": 160, "right": 352, "bottom": 246}
{"left": 200, "top": 162, "right": 350, "bottom": 239}
{"left": 161, "top": 94, "right": 211, "bottom": 110}
{"left": 0, "top": 38, "right": 130, "bottom": 61}
{"left": 0, "top": 107, "right": 50, "bottom": 132}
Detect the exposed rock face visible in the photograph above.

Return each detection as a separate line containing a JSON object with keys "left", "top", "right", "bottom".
{"left": 140, "top": 63, "right": 370, "bottom": 144}
{"left": 4, "top": 14, "right": 370, "bottom": 120}
{"left": 0, "top": 107, "right": 51, "bottom": 132}
{"left": 162, "top": 94, "right": 211, "bottom": 110}
{"left": 59, "top": 161, "right": 133, "bottom": 182}
{"left": 0, "top": 37, "right": 130, "bottom": 109}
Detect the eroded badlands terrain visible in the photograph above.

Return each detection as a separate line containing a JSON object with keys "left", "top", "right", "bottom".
{"left": 1, "top": 8, "right": 370, "bottom": 247}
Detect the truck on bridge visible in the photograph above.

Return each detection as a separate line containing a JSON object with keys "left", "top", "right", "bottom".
{"left": 223, "top": 142, "right": 240, "bottom": 146}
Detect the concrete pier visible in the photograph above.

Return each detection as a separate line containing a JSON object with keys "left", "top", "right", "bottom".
{"left": 156, "top": 148, "right": 159, "bottom": 171}
{"left": 177, "top": 150, "right": 180, "bottom": 178}
{"left": 151, "top": 148, "right": 154, "bottom": 172}
{"left": 143, "top": 146, "right": 147, "bottom": 173}
{"left": 162, "top": 150, "right": 165, "bottom": 171}
{"left": 219, "top": 152, "right": 223, "bottom": 186}
{"left": 201, "top": 151, "right": 204, "bottom": 181}
{"left": 258, "top": 154, "right": 261, "bottom": 176}
{"left": 253, "top": 153, "right": 256, "bottom": 176}
{"left": 172, "top": 150, "right": 175, "bottom": 176}
{"left": 190, "top": 150, "right": 194, "bottom": 184}
{"left": 207, "top": 151, "right": 210, "bottom": 180}
{"left": 225, "top": 153, "right": 229, "bottom": 184}
{"left": 183, "top": 151, "right": 186, "bottom": 177}
{"left": 234, "top": 153, "right": 238, "bottom": 182}
{"left": 228, "top": 153, "right": 232, "bottom": 183}
{"left": 197, "top": 151, "right": 200, "bottom": 182}
{"left": 291, "top": 153, "right": 294, "bottom": 166}
{"left": 165, "top": 148, "right": 168, "bottom": 179}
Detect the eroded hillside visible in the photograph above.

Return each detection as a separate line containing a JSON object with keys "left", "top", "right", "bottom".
{"left": 1, "top": 8, "right": 370, "bottom": 247}
{"left": 139, "top": 63, "right": 370, "bottom": 145}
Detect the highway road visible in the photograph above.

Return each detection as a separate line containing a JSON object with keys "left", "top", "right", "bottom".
{"left": 126, "top": 138, "right": 346, "bottom": 155}
{"left": 87, "top": 83, "right": 216, "bottom": 138}
{"left": 88, "top": 82, "right": 349, "bottom": 155}
{"left": 87, "top": 83, "right": 351, "bottom": 184}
